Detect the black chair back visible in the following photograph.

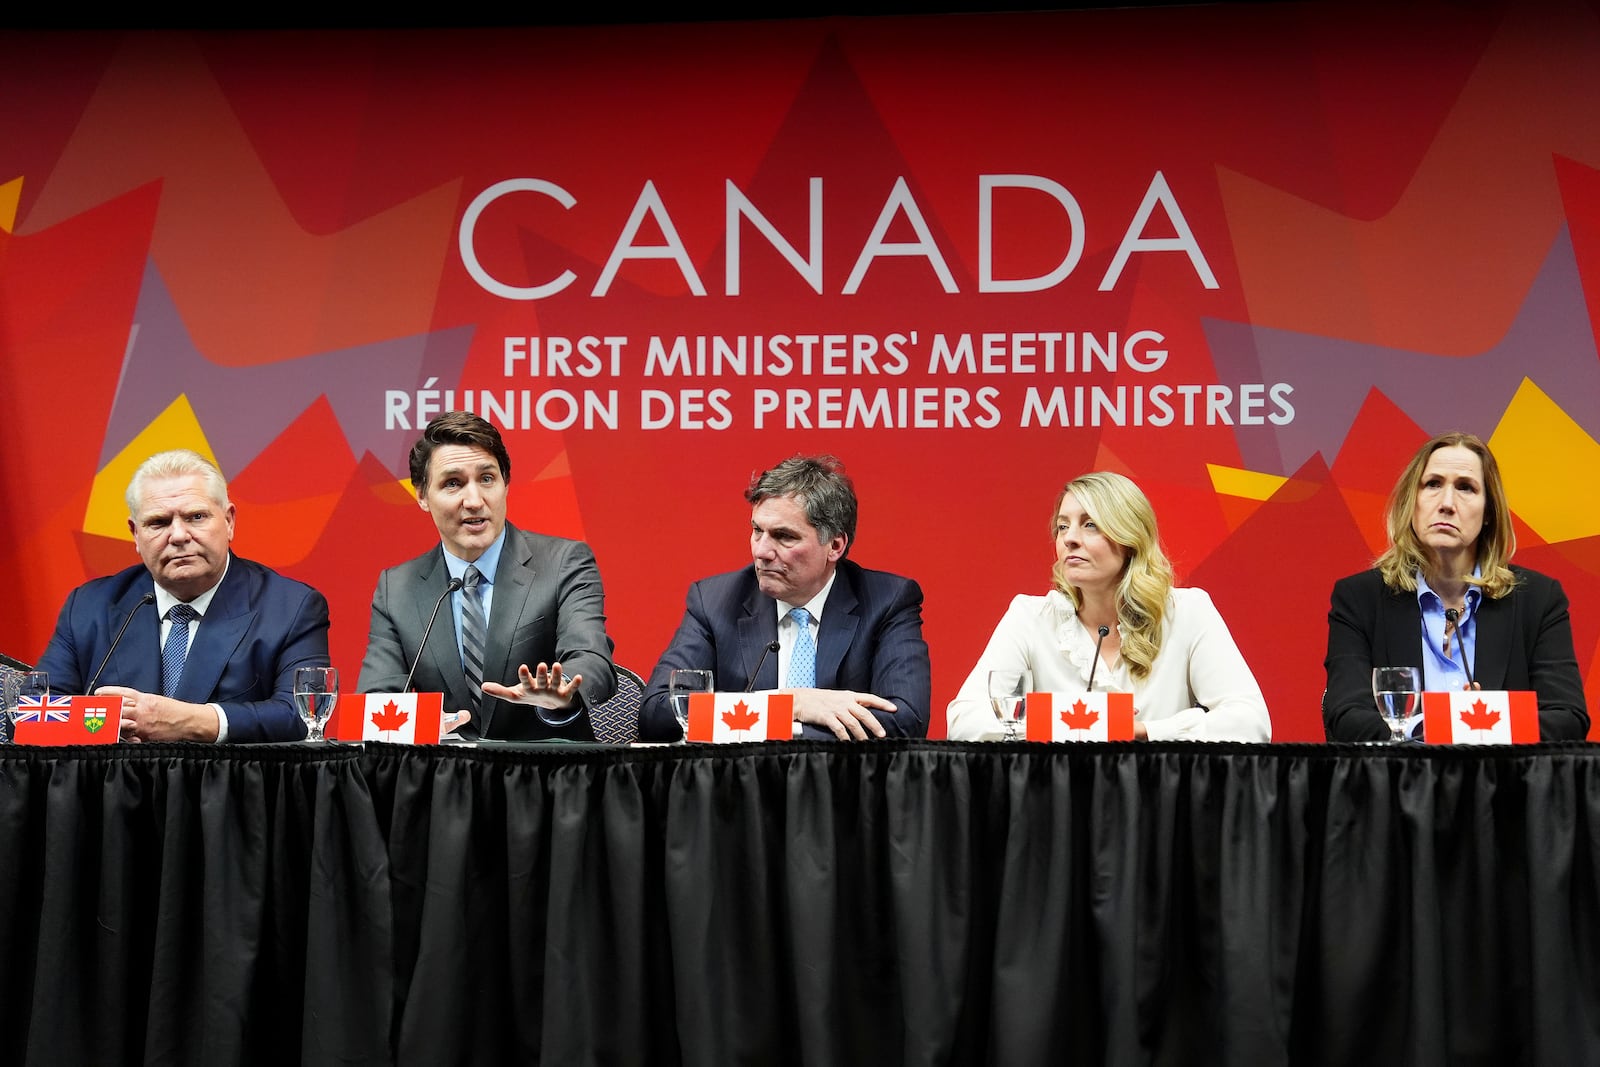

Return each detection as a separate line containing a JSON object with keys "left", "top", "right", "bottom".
{"left": 589, "top": 666, "right": 643, "bottom": 745}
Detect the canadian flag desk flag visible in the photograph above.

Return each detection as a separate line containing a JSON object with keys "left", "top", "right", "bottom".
{"left": 332, "top": 693, "right": 445, "bottom": 744}
{"left": 1421, "top": 690, "right": 1539, "bottom": 745}
{"left": 12, "top": 695, "right": 121, "bottom": 746}
{"left": 686, "top": 692, "right": 794, "bottom": 743}
{"left": 1026, "top": 691, "right": 1136, "bottom": 742}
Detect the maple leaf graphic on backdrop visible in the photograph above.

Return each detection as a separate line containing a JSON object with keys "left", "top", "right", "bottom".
{"left": 1061, "top": 699, "right": 1100, "bottom": 731}
{"left": 722, "top": 700, "right": 761, "bottom": 732}
{"left": 371, "top": 700, "right": 410, "bottom": 733}
{"left": 1458, "top": 699, "right": 1500, "bottom": 732}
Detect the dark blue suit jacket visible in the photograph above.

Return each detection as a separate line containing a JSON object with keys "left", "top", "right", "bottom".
{"left": 36, "top": 555, "right": 331, "bottom": 743}
{"left": 639, "top": 560, "right": 931, "bottom": 742}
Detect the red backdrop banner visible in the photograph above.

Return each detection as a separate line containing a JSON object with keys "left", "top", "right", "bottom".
{"left": 4, "top": 2, "right": 1599, "bottom": 740}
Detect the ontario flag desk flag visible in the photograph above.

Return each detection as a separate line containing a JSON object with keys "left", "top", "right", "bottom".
{"left": 1421, "top": 690, "right": 1539, "bottom": 745}
{"left": 12, "top": 695, "right": 121, "bottom": 745}
{"left": 686, "top": 692, "right": 794, "bottom": 743}
{"left": 332, "top": 693, "right": 445, "bottom": 744}
{"left": 1026, "top": 691, "right": 1136, "bottom": 742}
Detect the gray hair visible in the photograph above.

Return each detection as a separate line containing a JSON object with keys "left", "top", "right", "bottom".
{"left": 125, "top": 450, "right": 230, "bottom": 517}
{"left": 745, "top": 454, "right": 857, "bottom": 556}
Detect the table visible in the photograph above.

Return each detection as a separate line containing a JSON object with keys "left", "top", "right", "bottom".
{"left": 3, "top": 740, "right": 1598, "bottom": 1065}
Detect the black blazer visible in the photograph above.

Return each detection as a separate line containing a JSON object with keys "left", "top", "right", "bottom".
{"left": 1323, "top": 566, "right": 1589, "bottom": 741}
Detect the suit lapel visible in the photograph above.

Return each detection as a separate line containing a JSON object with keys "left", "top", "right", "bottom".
{"left": 479, "top": 526, "right": 534, "bottom": 734}
{"left": 738, "top": 581, "right": 780, "bottom": 691}
{"left": 112, "top": 583, "right": 164, "bottom": 694}
{"left": 1380, "top": 583, "right": 1427, "bottom": 687}
{"left": 415, "top": 550, "right": 471, "bottom": 712}
{"left": 176, "top": 561, "right": 251, "bottom": 703}
{"left": 1472, "top": 593, "right": 1510, "bottom": 690}
{"left": 815, "top": 566, "right": 859, "bottom": 688}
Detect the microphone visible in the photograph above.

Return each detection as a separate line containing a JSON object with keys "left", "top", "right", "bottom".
{"left": 745, "top": 641, "right": 781, "bottom": 692}
{"left": 86, "top": 592, "right": 155, "bottom": 693}
{"left": 1444, "top": 608, "right": 1475, "bottom": 687}
{"left": 404, "top": 577, "right": 464, "bottom": 693}
{"left": 1085, "top": 625, "right": 1111, "bottom": 692}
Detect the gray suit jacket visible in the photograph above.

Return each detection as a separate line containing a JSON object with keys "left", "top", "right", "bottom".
{"left": 357, "top": 524, "right": 616, "bottom": 741}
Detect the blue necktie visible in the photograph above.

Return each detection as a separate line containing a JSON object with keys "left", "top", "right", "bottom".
{"left": 460, "top": 566, "right": 487, "bottom": 711}
{"left": 786, "top": 607, "right": 816, "bottom": 688}
{"left": 162, "top": 604, "right": 199, "bottom": 698}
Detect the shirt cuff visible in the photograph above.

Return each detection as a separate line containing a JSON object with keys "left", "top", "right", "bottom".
{"left": 212, "top": 703, "right": 229, "bottom": 743}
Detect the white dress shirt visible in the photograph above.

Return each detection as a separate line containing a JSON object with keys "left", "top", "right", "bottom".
{"left": 153, "top": 557, "right": 232, "bottom": 741}
{"left": 774, "top": 570, "right": 837, "bottom": 686}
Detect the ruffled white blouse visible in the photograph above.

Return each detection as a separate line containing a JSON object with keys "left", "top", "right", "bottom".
{"left": 945, "top": 588, "right": 1271, "bottom": 741}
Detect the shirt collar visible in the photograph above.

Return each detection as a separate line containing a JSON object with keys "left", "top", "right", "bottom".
{"left": 775, "top": 568, "right": 838, "bottom": 625}
{"left": 1415, "top": 565, "right": 1483, "bottom": 615}
{"left": 154, "top": 554, "right": 231, "bottom": 619}
{"left": 442, "top": 525, "right": 508, "bottom": 585}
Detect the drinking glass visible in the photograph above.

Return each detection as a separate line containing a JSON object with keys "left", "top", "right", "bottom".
{"left": 988, "top": 668, "right": 1033, "bottom": 741}
{"left": 1371, "top": 666, "right": 1422, "bottom": 743}
{"left": 294, "top": 667, "right": 338, "bottom": 742}
{"left": 4, "top": 671, "right": 49, "bottom": 734}
{"left": 668, "top": 669, "right": 714, "bottom": 742}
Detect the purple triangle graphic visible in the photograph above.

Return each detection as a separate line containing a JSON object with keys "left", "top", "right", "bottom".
{"left": 1205, "top": 228, "right": 1600, "bottom": 475}
{"left": 103, "top": 261, "right": 473, "bottom": 478}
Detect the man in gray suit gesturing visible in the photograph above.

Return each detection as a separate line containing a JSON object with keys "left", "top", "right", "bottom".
{"left": 357, "top": 411, "right": 617, "bottom": 740}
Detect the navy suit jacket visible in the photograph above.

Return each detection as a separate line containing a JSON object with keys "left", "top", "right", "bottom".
{"left": 35, "top": 555, "right": 331, "bottom": 743}
{"left": 357, "top": 524, "right": 616, "bottom": 742}
{"left": 1324, "top": 566, "right": 1590, "bottom": 742}
{"left": 639, "top": 560, "right": 931, "bottom": 742}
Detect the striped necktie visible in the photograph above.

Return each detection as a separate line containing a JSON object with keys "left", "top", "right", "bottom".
{"left": 460, "top": 565, "right": 487, "bottom": 711}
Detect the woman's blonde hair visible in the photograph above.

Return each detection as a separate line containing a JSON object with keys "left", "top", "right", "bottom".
{"left": 1049, "top": 471, "right": 1173, "bottom": 680}
{"left": 1375, "top": 431, "right": 1518, "bottom": 598}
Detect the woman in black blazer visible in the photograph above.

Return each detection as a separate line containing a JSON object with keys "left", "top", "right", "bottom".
{"left": 1323, "top": 431, "right": 1589, "bottom": 742}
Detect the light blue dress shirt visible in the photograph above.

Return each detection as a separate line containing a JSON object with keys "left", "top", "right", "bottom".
{"left": 441, "top": 527, "right": 507, "bottom": 674}
{"left": 1410, "top": 568, "right": 1481, "bottom": 736}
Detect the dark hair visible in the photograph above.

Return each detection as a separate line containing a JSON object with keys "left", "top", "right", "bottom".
{"left": 409, "top": 411, "right": 511, "bottom": 489}
{"left": 745, "top": 454, "right": 858, "bottom": 556}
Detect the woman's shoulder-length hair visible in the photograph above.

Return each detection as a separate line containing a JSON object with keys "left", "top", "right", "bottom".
{"left": 1049, "top": 471, "right": 1174, "bottom": 679}
{"left": 1374, "top": 431, "right": 1518, "bottom": 598}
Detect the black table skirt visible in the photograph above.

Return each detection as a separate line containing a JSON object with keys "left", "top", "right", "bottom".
{"left": 3, "top": 741, "right": 1598, "bottom": 1066}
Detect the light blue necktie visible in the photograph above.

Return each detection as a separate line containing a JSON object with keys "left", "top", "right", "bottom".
{"left": 786, "top": 607, "right": 816, "bottom": 688}
{"left": 162, "top": 604, "right": 199, "bottom": 698}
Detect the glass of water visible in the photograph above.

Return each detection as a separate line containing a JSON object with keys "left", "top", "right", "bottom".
{"left": 989, "top": 668, "right": 1033, "bottom": 741}
{"left": 4, "top": 671, "right": 50, "bottom": 741}
{"left": 293, "top": 667, "right": 338, "bottom": 742}
{"left": 668, "top": 669, "right": 714, "bottom": 743}
{"left": 1371, "top": 666, "right": 1422, "bottom": 743}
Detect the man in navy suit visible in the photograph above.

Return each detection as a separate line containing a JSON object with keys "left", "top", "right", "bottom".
{"left": 36, "top": 450, "right": 330, "bottom": 742}
{"left": 640, "top": 455, "right": 930, "bottom": 742}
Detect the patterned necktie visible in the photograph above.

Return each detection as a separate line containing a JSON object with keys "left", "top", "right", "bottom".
{"left": 460, "top": 566, "right": 487, "bottom": 711}
{"left": 162, "top": 604, "right": 199, "bottom": 698}
{"left": 786, "top": 607, "right": 816, "bottom": 688}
